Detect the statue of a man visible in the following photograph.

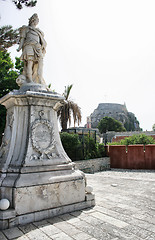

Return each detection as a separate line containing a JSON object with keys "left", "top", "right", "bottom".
{"left": 17, "top": 13, "right": 47, "bottom": 85}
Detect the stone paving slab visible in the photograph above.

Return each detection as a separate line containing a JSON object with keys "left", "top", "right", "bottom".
{"left": 1, "top": 169, "right": 155, "bottom": 240}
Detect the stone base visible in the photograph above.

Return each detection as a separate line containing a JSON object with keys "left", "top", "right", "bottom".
{"left": 0, "top": 168, "right": 95, "bottom": 230}
{"left": 0, "top": 197, "right": 95, "bottom": 230}
{"left": 14, "top": 171, "right": 86, "bottom": 215}
{"left": 0, "top": 89, "right": 95, "bottom": 230}
{"left": 19, "top": 83, "right": 47, "bottom": 92}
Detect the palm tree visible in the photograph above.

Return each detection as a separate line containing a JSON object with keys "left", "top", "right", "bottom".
{"left": 57, "top": 85, "right": 82, "bottom": 130}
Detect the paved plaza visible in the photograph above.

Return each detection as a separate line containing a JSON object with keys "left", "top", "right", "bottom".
{"left": 0, "top": 170, "right": 155, "bottom": 240}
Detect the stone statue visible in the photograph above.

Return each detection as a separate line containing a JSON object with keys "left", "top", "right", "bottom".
{"left": 17, "top": 13, "right": 47, "bottom": 85}
{"left": 0, "top": 12, "right": 95, "bottom": 231}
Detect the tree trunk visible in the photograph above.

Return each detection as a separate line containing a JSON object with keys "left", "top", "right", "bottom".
{"left": 62, "top": 119, "right": 68, "bottom": 131}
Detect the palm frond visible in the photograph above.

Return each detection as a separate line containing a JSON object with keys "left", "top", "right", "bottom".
{"left": 57, "top": 85, "right": 81, "bottom": 130}
{"left": 63, "top": 84, "right": 73, "bottom": 100}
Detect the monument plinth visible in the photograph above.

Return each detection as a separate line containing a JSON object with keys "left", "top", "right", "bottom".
{"left": 0, "top": 88, "right": 95, "bottom": 229}
{"left": 0, "top": 14, "right": 95, "bottom": 230}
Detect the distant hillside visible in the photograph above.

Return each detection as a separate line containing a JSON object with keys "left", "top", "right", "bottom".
{"left": 90, "top": 103, "right": 141, "bottom": 131}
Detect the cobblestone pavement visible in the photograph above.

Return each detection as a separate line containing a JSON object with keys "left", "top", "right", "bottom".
{"left": 1, "top": 170, "right": 155, "bottom": 240}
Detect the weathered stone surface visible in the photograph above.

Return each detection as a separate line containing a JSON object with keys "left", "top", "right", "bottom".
{"left": 0, "top": 232, "right": 8, "bottom": 240}
{"left": 33, "top": 220, "right": 61, "bottom": 235}
{"left": 90, "top": 211, "right": 128, "bottom": 228}
{"left": 2, "top": 227, "right": 23, "bottom": 239}
{"left": 18, "top": 213, "right": 35, "bottom": 226}
{"left": 9, "top": 216, "right": 19, "bottom": 228}
{"left": 48, "top": 201, "right": 93, "bottom": 219}
{"left": 72, "top": 232, "right": 92, "bottom": 240}
{"left": 85, "top": 193, "right": 95, "bottom": 201}
{"left": 51, "top": 232, "right": 73, "bottom": 240}
{"left": 0, "top": 219, "right": 8, "bottom": 230}
{"left": 0, "top": 90, "right": 95, "bottom": 229}
{"left": 15, "top": 169, "right": 84, "bottom": 187}
{"left": 0, "top": 209, "right": 16, "bottom": 220}
{"left": 52, "top": 221, "right": 81, "bottom": 236}
{"left": 0, "top": 91, "right": 71, "bottom": 173}
{"left": 75, "top": 157, "right": 110, "bottom": 173}
{"left": 15, "top": 179, "right": 85, "bottom": 215}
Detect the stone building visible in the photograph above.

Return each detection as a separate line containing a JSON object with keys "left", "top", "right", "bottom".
{"left": 90, "top": 103, "right": 141, "bottom": 131}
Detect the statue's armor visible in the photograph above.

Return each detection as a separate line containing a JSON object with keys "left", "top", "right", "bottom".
{"left": 21, "top": 27, "right": 43, "bottom": 61}
{"left": 26, "top": 28, "right": 40, "bottom": 44}
{"left": 18, "top": 16, "right": 47, "bottom": 84}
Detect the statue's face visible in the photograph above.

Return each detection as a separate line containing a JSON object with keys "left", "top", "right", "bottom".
{"left": 33, "top": 17, "right": 39, "bottom": 26}
{"left": 29, "top": 16, "right": 39, "bottom": 26}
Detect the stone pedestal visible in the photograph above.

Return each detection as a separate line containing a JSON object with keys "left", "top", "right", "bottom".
{"left": 0, "top": 86, "right": 95, "bottom": 229}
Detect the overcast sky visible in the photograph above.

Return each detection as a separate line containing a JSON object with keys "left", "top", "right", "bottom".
{"left": 1, "top": 0, "right": 155, "bottom": 131}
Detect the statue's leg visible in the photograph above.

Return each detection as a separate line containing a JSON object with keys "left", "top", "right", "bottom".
{"left": 22, "top": 63, "right": 27, "bottom": 78}
{"left": 27, "top": 60, "right": 33, "bottom": 83}
{"left": 37, "top": 58, "right": 43, "bottom": 84}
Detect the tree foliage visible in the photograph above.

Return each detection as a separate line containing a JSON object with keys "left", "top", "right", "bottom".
{"left": 13, "top": 0, "right": 37, "bottom": 9}
{"left": 60, "top": 132, "right": 106, "bottom": 161}
{"left": 60, "top": 132, "right": 83, "bottom": 161}
{"left": 0, "top": 25, "right": 19, "bottom": 52}
{"left": 3, "top": 0, "right": 37, "bottom": 9}
{"left": 109, "top": 134, "right": 155, "bottom": 145}
{"left": 98, "top": 116, "right": 126, "bottom": 134}
{"left": 83, "top": 135, "right": 105, "bottom": 159}
{"left": 152, "top": 123, "right": 155, "bottom": 131}
{"left": 124, "top": 112, "right": 141, "bottom": 131}
{"left": 0, "top": 51, "right": 23, "bottom": 143}
{"left": 57, "top": 85, "right": 82, "bottom": 130}
{"left": 0, "top": 51, "right": 19, "bottom": 98}
{"left": 15, "top": 56, "right": 24, "bottom": 74}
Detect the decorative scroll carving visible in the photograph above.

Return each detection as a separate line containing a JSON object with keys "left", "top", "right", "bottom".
{"left": 31, "top": 119, "right": 59, "bottom": 160}
{"left": 38, "top": 110, "right": 44, "bottom": 119}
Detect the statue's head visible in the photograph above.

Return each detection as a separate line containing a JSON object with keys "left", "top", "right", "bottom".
{"left": 29, "top": 13, "right": 39, "bottom": 26}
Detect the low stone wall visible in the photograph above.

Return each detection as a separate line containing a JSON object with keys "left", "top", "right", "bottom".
{"left": 74, "top": 157, "right": 110, "bottom": 173}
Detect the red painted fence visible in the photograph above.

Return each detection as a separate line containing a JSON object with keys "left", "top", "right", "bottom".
{"left": 109, "top": 145, "right": 155, "bottom": 169}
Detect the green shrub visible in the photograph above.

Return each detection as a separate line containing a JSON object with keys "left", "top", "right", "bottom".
{"left": 97, "top": 143, "right": 106, "bottom": 157}
{"left": 83, "top": 135, "right": 98, "bottom": 159}
{"left": 109, "top": 134, "right": 155, "bottom": 146}
{"left": 60, "top": 132, "right": 83, "bottom": 161}
{"left": 60, "top": 132, "right": 106, "bottom": 160}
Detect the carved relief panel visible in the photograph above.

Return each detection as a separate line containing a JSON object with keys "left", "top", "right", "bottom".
{"left": 30, "top": 110, "right": 60, "bottom": 161}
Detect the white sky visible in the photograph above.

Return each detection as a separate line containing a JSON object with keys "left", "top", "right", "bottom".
{"left": 0, "top": 0, "right": 155, "bottom": 131}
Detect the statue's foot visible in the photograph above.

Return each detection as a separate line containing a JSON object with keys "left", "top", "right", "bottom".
{"left": 38, "top": 77, "right": 46, "bottom": 85}
{"left": 27, "top": 79, "right": 33, "bottom": 83}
